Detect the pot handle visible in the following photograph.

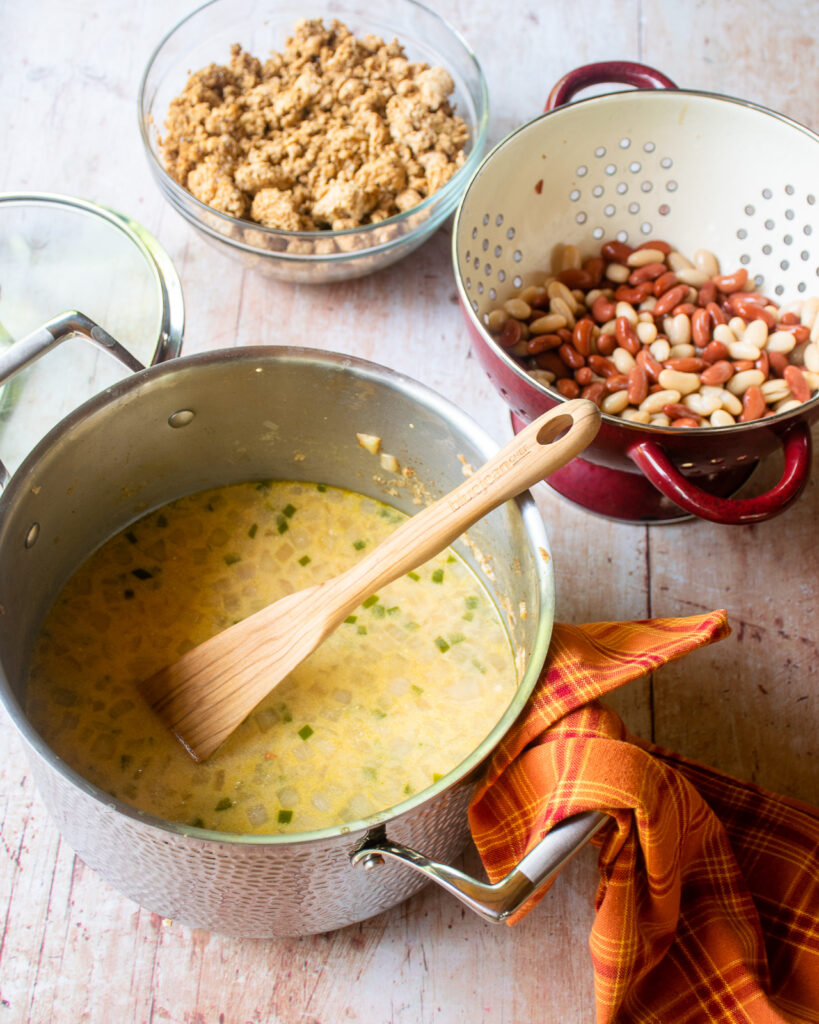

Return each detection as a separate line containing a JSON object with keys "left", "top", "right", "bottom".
{"left": 0, "top": 311, "right": 145, "bottom": 492}
{"left": 351, "top": 809, "right": 607, "bottom": 923}
{"left": 628, "top": 422, "right": 812, "bottom": 524}
{"left": 546, "top": 61, "right": 677, "bottom": 111}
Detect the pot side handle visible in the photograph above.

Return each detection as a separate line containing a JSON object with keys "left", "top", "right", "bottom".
{"left": 628, "top": 423, "right": 812, "bottom": 524}
{"left": 0, "top": 311, "right": 145, "bottom": 491}
{"left": 351, "top": 810, "right": 607, "bottom": 923}
{"left": 546, "top": 61, "right": 677, "bottom": 111}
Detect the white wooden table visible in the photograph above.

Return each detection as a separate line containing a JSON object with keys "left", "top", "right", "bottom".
{"left": 1, "top": 1, "right": 817, "bottom": 1020}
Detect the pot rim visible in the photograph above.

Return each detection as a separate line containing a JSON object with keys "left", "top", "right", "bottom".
{"left": 452, "top": 86, "right": 819, "bottom": 438}
{"left": 1, "top": 345, "right": 554, "bottom": 848}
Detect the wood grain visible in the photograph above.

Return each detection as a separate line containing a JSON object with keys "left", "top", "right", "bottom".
{"left": 0, "top": 1, "right": 816, "bottom": 1021}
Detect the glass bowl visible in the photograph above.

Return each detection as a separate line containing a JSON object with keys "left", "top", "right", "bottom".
{"left": 138, "top": 0, "right": 489, "bottom": 284}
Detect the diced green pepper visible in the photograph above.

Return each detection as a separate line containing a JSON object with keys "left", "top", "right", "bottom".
{"left": 298, "top": 554, "right": 311, "bottom": 566}
{"left": 298, "top": 724, "right": 314, "bottom": 740}
{"left": 278, "top": 809, "right": 293, "bottom": 824}
{"left": 435, "top": 636, "right": 450, "bottom": 653}
{"left": 215, "top": 797, "right": 233, "bottom": 811}
{"left": 248, "top": 523, "right": 258, "bottom": 538}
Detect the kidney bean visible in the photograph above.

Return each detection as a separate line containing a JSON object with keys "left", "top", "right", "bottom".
{"left": 526, "top": 333, "right": 562, "bottom": 354}
{"left": 499, "top": 318, "right": 523, "bottom": 349}
{"left": 665, "top": 357, "right": 706, "bottom": 373}
{"left": 662, "top": 402, "right": 692, "bottom": 420}
{"left": 784, "top": 364, "right": 810, "bottom": 402}
{"left": 653, "top": 284, "right": 689, "bottom": 317}
{"left": 691, "top": 308, "right": 712, "bottom": 349}
{"left": 671, "top": 302, "right": 698, "bottom": 318}
{"left": 773, "top": 323, "right": 810, "bottom": 343}
{"left": 635, "top": 239, "right": 672, "bottom": 255}
{"left": 574, "top": 366, "right": 595, "bottom": 385}
{"left": 731, "top": 359, "right": 755, "bottom": 373}
{"left": 556, "top": 378, "right": 581, "bottom": 399}
{"left": 768, "top": 351, "right": 789, "bottom": 377}
{"left": 755, "top": 350, "right": 770, "bottom": 378}
{"left": 699, "top": 360, "right": 734, "bottom": 386}
{"left": 652, "top": 270, "right": 679, "bottom": 297}
{"left": 615, "top": 282, "right": 654, "bottom": 304}
{"left": 583, "top": 256, "right": 606, "bottom": 287}
{"left": 534, "top": 351, "right": 570, "bottom": 377}
{"left": 780, "top": 312, "right": 800, "bottom": 325}
{"left": 713, "top": 268, "right": 748, "bottom": 293}
{"left": 615, "top": 316, "right": 641, "bottom": 355}
{"left": 580, "top": 382, "right": 606, "bottom": 406}
{"left": 731, "top": 298, "right": 777, "bottom": 329}
{"left": 596, "top": 333, "right": 617, "bottom": 356}
{"left": 672, "top": 417, "right": 700, "bottom": 428}
{"left": 557, "top": 268, "right": 593, "bottom": 290}
{"left": 701, "top": 340, "right": 730, "bottom": 364}
{"left": 697, "top": 280, "right": 718, "bottom": 306}
{"left": 605, "top": 373, "right": 629, "bottom": 392}
{"left": 629, "top": 262, "right": 666, "bottom": 285}
{"left": 636, "top": 347, "right": 663, "bottom": 383}
{"left": 740, "top": 385, "right": 766, "bottom": 421}
{"left": 558, "top": 343, "right": 586, "bottom": 369}
{"left": 591, "top": 294, "right": 617, "bottom": 323}
{"left": 627, "top": 364, "right": 649, "bottom": 404}
{"left": 588, "top": 354, "right": 619, "bottom": 377}
{"left": 706, "top": 301, "right": 728, "bottom": 327}
{"left": 601, "top": 240, "right": 633, "bottom": 263}
{"left": 572, "top": 317, "right": 595, "bottom": 356}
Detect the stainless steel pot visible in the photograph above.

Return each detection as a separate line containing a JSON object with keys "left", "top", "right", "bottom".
{"left": 0, "top": 333, "right": 603, "bottom": 937}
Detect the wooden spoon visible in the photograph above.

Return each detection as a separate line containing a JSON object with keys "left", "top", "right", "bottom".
{"left": 141, "top": 399, "right": 601, "bottom": 761}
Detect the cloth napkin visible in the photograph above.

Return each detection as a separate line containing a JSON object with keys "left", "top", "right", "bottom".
{"left": 469, "top": 612, "right": 819, "bottom": 1024}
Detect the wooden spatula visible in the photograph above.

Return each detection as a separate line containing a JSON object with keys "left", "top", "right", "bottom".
{"left": 141, "top": 399, "right": 601, "bottom": 761}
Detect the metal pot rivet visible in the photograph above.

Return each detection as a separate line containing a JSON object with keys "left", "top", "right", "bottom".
{"left": 25, "top": 523, "right": 40, "bottom": 548}
{"left": 168, "top": 409, "right": 195, "bottom": 429}
{"left": 359, "top": 853, "right": 384, "bottom": 871}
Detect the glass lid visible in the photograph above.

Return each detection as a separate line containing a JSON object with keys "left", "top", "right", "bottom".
{"left": 0, "top": 192, "right": 184, "bottom": 475}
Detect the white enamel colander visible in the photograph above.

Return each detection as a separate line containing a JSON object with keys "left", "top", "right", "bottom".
{"left": 453, "top": 62, "right": 819, "bottom": 524}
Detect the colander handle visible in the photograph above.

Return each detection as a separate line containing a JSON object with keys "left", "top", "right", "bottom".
{"left": 546, "top": 61, "right": 677, "bottom": 111}
{"left": 628, "top": 422, "right": 811, "bottom": 525}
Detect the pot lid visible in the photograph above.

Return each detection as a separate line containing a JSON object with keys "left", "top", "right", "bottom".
{"left": 0, "top": 192, "right": 184, "bottom": 475}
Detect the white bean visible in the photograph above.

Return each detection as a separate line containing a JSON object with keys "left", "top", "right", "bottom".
{"left": 605, "top": 262, "right": 630, "bottom": 283}
{"left": 667, "top": 250, "right": 694, "bottom": 272}
{"left": 744, "top": 319, "right": 769, "bottom": 350}
{"left": 528, "top": 369, "right": 556, "bottom": 386}
{"left": 650, "top": 413, "right": 671, "bottom": 426}
{"left": 520, "top": 285, "right": 548, "bottom": 306}
{"left": 710, "top": 409, "right": 736, "bottom": 426}
{"left": 627, "top": 247, "right": 667, "bottom": 267}
{"left": 767, "top": 331, "right": 797, "bottom": 354}
{"left": 640, "top": 389, "right": 682, "bottom": 414}
{"left": 659, "top": 369, "right": 700, "bottom": 395}
{"left": 530, "top": 313, "right": 568, "bottom": 334}
{"left": 602, "top": 390, "right": 631, "bottom": 415}
{"left": 612, "top": 347, "right": 637, "bottom": 374}
{"left": 693, "top": 248, "right": 720, "bottom": 276}
{"left": 713, "top": 323, "right": 738, "bottom": 346}
{"left": 726, "top": 369, "right": 765, "bottom": 396}
{"left": 649, "top": 338, "right": 671, "bottom": 362}
{"left": 487, "top": 309, "right": 509, "bottom": 331}
{"left": 621, "top": 408, "right": 652, "bottom": 424}
{"left": 547, "top": 280, "right": 577, "bottom": 312}
{"left": 636, "top": 321, "right": 658, "bottom": 344}
{"left": 550, "top": 295, "right": 575, "bottom": 328}
{"left": 774, "top": 398, "right": 802, "bottom": 414}
{"left": 557, "top": 244, "right": 582, "bottom": 272}
{"left": 727, "top": 340, "right": 762, "bottom": 361}
{"left": 675, "top": 267, "right": 710, "bottom": 287}
{"left": 504, "top": 297, "right": 531, "bottom": 319}
{"left": 728, "top": 316, "right": 747, "bottom": 337}
{"left": 615, "top": 301, "right": 639, "bottom": 325}
{"left": 684, "top": 391, "right": 722, "bottom": 416}
{"left": 800, "top": 296, "right": 819, "bottom": 329}
{"left": 669, "top": 343, "right": 696, "bottom": 359}
{"left": 761, "top": 379, "right": 791, "bottom": 403}
{"left": 719, "top": 389, "right": 743, "bottom": 416}
{"left": 666, "top": 313, "right": 692, "bottom": 347}
{"left": 639, "top": 295, "right": 658, "bottom": 312}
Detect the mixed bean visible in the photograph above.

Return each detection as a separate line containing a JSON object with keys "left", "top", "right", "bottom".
{"left": 487, "top": 240, "right": 819, "bottom": 427}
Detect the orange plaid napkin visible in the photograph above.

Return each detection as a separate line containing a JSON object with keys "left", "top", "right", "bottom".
{"left": 469, "top": 612, "right": 819, "bottom": 1024}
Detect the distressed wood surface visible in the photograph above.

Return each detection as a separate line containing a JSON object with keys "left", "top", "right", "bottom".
{"left": 0, "top": 1, "right": 817, "bottom": 1021}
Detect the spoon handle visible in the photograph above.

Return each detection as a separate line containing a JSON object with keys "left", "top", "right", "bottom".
{"left": 309, "top": 399, "right": 600, "bottom": 632}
